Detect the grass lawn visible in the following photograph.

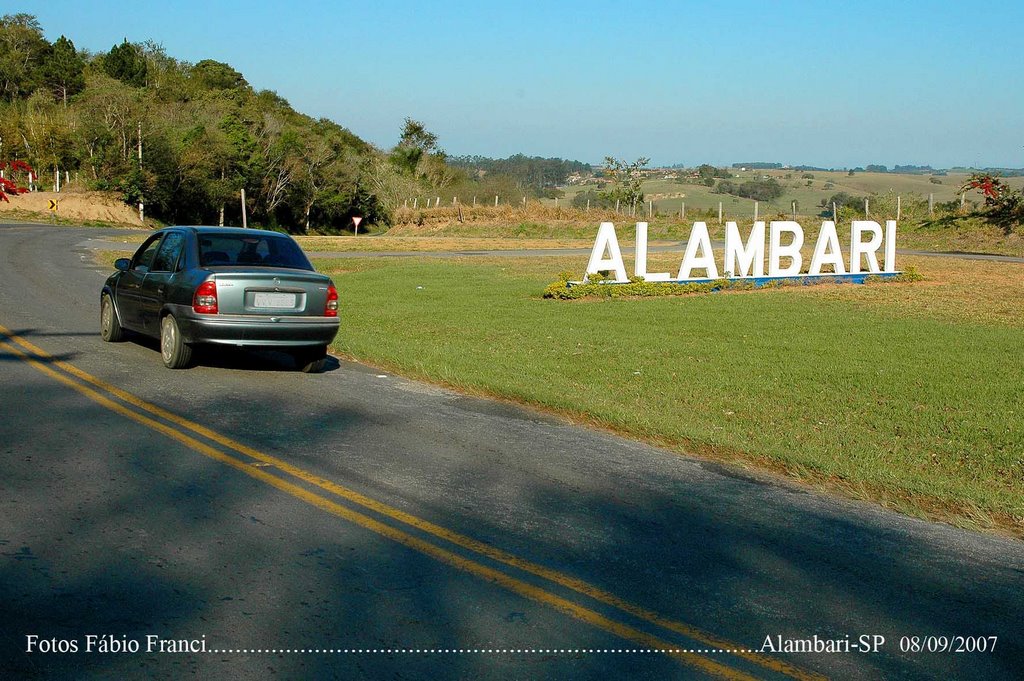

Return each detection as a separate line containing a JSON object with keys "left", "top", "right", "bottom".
{"left": 320, "top": 252, "right": 1024, "bottom": 537}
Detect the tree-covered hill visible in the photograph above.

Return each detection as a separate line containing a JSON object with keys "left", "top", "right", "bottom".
{"left": 0, "top": 13, "right": 387, "bottom": 231}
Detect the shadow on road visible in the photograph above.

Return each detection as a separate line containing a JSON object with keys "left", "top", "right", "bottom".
{"left": 121, "top": 334, "right": 341, "bottom": 374}
{"left": 1, "top": 367, "right": 1022, "bottom": 680}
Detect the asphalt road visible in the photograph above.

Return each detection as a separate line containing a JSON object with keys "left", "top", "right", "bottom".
{"left": 1, "top": 224, "right": 1022, "bottom": 680}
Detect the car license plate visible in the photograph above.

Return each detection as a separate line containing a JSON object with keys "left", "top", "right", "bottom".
{"left": 254, "top": 292, "right": 296, "bottom": 308}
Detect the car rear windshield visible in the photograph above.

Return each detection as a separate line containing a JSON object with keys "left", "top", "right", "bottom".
{"left": 197, "top": 233, "right": 313, "bottom": 271}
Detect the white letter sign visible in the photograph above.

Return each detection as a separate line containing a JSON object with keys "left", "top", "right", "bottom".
{"left": 585, "top": 221, "right": 628, "bottom": 282}
{"left": 850, "top": 221, "right": 883, "bottom": 273}
{"left": 724, "top": 221, "right": 765, "bottom": 278}
{"left": 677, "top": 222, "right": 719, "bottom": 280}
{"left": 768, "top": 221, "right": 804, "bottom": 277}
{"left": 809, "top": 221, "right": 847, "bottom": 275}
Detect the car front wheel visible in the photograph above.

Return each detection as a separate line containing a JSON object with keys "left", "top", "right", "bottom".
{"left": 100, "top": 294, "right": 125, "bottom": 342}
{"left": 160, "top": 314, "right": 193, "bottom": 369}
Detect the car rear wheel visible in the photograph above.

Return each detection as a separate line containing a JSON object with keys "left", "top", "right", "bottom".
{"left": 100, "top": 294, "right": 125, "bottom": 342}
{"left": 160, "top": 314, "right": 193, "bottom": 369}
{"left": 296, "top": 345, "right": 328, "bottom": 373}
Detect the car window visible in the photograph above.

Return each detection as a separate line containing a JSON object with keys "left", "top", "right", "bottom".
{"left": 151, "top": 232, "right": 186, "bottom": 273}
{"left": 198, "top": 233, "right": 313, "bottom": 270}
{"left": 131, "top": 235, "right": 163, "bottom": 273}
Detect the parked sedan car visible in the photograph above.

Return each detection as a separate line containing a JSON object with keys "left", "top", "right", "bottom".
{"left": 100, "top": 226, "right": 340, "bottom": 372}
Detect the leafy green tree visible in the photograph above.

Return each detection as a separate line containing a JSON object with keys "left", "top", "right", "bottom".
{"left": 103, "top": 40, "right": 147, "bottom": 87}
{"left": 715, "top": 177, "right": 783, "bottom": 202}
{"left": 599, "top": 156, "right": 648, "bottom": 209}
{"left": 0, "top": 14, "right": 49, "bottom": 100}
{"left": 191, "top": 59, "right": 248, "bottom": 91}
{"left": 390, "top": 117, "right": 437, "bottom": 175}
{"left": 398, "top": 117, "right": 437, "bottom": 153}
{"left": 40, "top": 35, "right": 84, "bottom": 104}
{"left": 571, "top": 189, "right": 614, "bottom": 209}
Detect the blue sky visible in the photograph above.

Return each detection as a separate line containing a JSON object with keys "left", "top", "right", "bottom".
{"left": 18, "top": 1, "right": 1024, "bottom": 168}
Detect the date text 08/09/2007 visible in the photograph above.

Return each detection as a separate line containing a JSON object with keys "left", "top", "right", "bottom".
{"left": 761, "top": 634, "right": 997, "bottom": 654}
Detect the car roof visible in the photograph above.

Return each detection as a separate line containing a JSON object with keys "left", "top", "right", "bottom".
{"left": 169, "top": 226, "right": 293, "bottom": 238}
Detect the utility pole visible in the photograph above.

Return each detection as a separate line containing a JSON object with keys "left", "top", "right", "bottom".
{"left": 137, "top": 121, "right": 144, "bottom": 223}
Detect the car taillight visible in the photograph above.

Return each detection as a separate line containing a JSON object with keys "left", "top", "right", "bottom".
{"left": 325, "top": 284, "right": 338, "bottom": 317}
{"left": 193, "top": 280, "right": 218, "bottom": 314}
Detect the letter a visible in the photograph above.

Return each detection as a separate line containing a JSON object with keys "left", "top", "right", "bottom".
{"left": 586, "top": 222, "right": 628, "bottom": 282}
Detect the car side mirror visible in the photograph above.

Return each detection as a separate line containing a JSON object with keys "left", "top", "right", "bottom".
{"left": 114, "top": 258, "right": 131, "bottom": 272}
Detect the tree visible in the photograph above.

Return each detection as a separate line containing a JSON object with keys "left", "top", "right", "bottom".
{"left": 390, "top": 117, "right": 438, "bottom": 175}
{"left": 39, "top": 35, "right": 84, "bottom": 104}
{"left": 103, "top": 40, "right": 147, "bottom": 87}
{"left": 398, "top": 117, "right": 437, "bottom": 153}
{"left": 961, "top": 173, "right": 1024, "bottom": 234}
{"left": 0, "top": 14, "right": 49, "bottom": 101}
{"left": 599, "top": 156, "right": 648, "bottom": 209}
{"left": 192, "top": 59, "right": 248, "bottom": 91}
{"left": 0, "top": 159, "right": 32, "bottom": 201}
{"left": 715, "top": 177, "right": 784, "bottom": 202}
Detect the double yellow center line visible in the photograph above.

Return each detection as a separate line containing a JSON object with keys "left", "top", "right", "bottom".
{"left": 0, "top": 324, "right": 824, "bottom": 681}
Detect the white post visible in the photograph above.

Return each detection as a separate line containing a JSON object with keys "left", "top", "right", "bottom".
{"left": 754, "top": 201, "right": 758, "bottom": 222}
{"left": 615, "top": 199, "right": 620, "bottom": 213}
{"left": 241, "top": 188, "right": 248, "bottom": 228}
{"left": 897, "top": 195, "right": 901, "bottom": 221}
{"left": 791, "top": 200, "right": 796, "bottom": 219}
{"left": 138, "top": 120, "right": 144, "bottom": 222}
{"left": 413, "top": 197, "right": 418, "bottom": 209}
{"left": 586, "top": 198, "right": 590, "bottom": 211}
{"left": 929, "top": 193, "right": 934, "bottom": 215}
{"left": 718, "top": 201, "right": 722, "bottom": 224}
{"left": 453, "top": 196, "right": 457, "bottom": 206}
{"left": 648, "top": 200, "right": 653, "bottom": 218}
{"left": 960, "top": 192, "right": 965, "bottom": 210}
{"left": 494, "top": 195, "right": 498, "bottom": 207}
{"left": 55, "top": 167, "right": 60, "bottom": 193}
{"left": 865, "top": 198, "right": 869, "bottom": 217}
{"left": 473, "top": 196, "right": 477, "bottom": 206}
{"left": 436, "top": 196, "right": 440, "bottom": 207}
{"left": 680, "top": 201, "right": 685, "bottom": 220}
{"left": 833, "top": 201, "right": 838, "bottom": 221}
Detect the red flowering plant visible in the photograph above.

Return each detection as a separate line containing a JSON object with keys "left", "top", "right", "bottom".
{"left": 960, "top": 172, "right": 1023, "bottom": 234}
{"left": 0, "top": 160, "right": 34, "bottom": 202}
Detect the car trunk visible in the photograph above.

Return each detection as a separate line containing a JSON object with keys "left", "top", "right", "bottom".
{"left": 207, "top": 268, "right": 332, "bottom": 316}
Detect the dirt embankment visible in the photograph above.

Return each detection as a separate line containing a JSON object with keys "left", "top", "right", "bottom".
{"left": 0, "top": 190, "right": 147, "bottom": 227}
